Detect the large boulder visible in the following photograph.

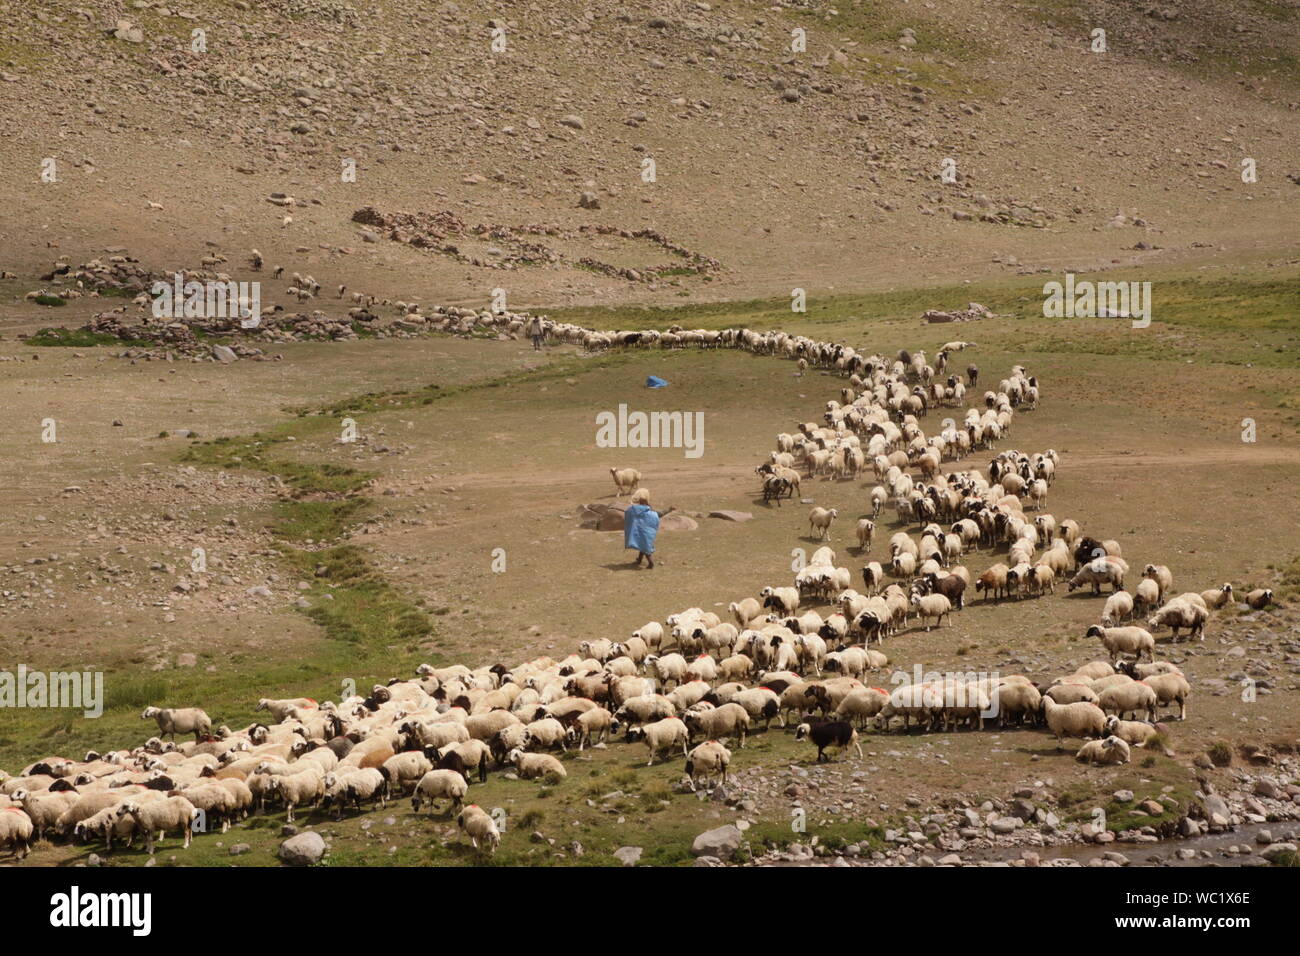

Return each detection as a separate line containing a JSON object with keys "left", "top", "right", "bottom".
{"left": 691, "top": 824, "right": 743, "bottom": 860}
{"left": 278, "top": 831, "right": 326, "bottom": 866}
{"left": 597, "top": 503, "right": 628, "bottom": 531}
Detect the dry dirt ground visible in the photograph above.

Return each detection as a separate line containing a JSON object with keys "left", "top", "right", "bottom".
{"left": 0, "top": 0, "right": 1299, "bottom": 866}
{"left": 1, "top": 0, "right": 1298, "bottom": 312}
{"left": 1, "top": 262, "right": 1299, "bottom": 865}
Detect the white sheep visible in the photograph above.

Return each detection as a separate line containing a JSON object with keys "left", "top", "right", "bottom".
{"left": 457, "top": 804, "right": 500, "bottom": 854}
{"left": 855, "top": 518, "right": 875, "bottom": 551}
{"left": 1087, "top": 624, "right": 1155, "bottom": 662}
{"left": 1101, "top": 589, "right": 1133, "bottom": 625}
{"left": 909, "top": 592, "right": 951, "bottom": 630}
{"left": 1041, "top": 697, "right": 1106, "bottom": 746}
{"left": 1097, "top": 680, "right": 1157, "bottom": 721}
{"left": 268, "top": 769, "right": 325, "bottom": 822}
{"left": 508, "top": 748, "right": 567, "bottom": 779}
{"left": 1143, "top": 672, "right": 1192, "bottom": 720}
{"left": 808, "top": 507, "right": 838, "bottom": 542}
{"left": 1199, "top": 583, "right": 1233, "bottom": 610}
{"left": 684, "top": 741, "right": 731, "bottom": 790}
{"left": 141, "top": 706, "right": 212, "bottom": 742}
{"left": 1075, "top": 735, "right": 1131, "bottom": 765}
{"left": 628, "top": 717, "right": 690, "bottom": 766}
{"left": 521, "top": 717, "right": 569, "bottom": 753}
{"left": 1146, "top": 599, "right": 1209, "bottom": 641}
{"left": 411, "top": 769, "right": 468, "bottom": 815}
{"left": 682, "top": 703, "right": 750, "bottom": 748}
{"left": 380, "top": 752, "right": 433, "bottom": 797}
{"left": 645, "top": 652, "right": 688, "bottom": 688}
{"left": 1105, "top": 715, "right": 1167, "bottom": 751}
{"left": 0, "top": 807, "right": 35, "bottom": 858}
{"left": 255, "top": 697, "right": 318, "bottom": 722}
{"left": 610, "top": 467, "right": 642, "bottom": 497}
{"left": 116, "top": 795, "right": 198, "bottom": 853}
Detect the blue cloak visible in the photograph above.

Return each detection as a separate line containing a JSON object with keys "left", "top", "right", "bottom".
{"left": 623, "top": 504, "right": 660, "bottom": 554}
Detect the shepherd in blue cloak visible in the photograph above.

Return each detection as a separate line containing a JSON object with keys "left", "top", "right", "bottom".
{"left": 623, "top": 487, "right": 674, "bottom": 569}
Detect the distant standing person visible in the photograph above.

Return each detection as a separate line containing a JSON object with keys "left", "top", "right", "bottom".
{"left": 623, "top": 488, "right": 674, "bottom": 569}
{"left": 526, "top": 314, "right": 545, "bottom": 350}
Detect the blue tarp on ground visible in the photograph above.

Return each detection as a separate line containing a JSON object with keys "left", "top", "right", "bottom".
{"left": 623, "top": 504, "right": 660, "bottom": 554}
{"left": 646, "top": 375, "right": 668, "bottom": 388}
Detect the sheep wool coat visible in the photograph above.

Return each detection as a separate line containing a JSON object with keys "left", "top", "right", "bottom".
{"left": 623, "top": 504, "right": 660, "bottom": 554}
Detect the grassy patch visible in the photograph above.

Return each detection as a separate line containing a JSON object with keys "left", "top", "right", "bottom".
{"left": 29, "top": 327, "right": 151, "bottom": 347}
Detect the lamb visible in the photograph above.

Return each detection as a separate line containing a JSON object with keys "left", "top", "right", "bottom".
{"left": 0, "top": 807, "right": 35, "bottom": 859}
{"left": 1143, "top": 672, "right": 1192, "bottom": 720}
{"left": 808, "top": 507, "right": 838, "bottom": 542}
{"left": 909, "top": 592, "right": 952, "bottom": 630}
{"left": 507, "top": 748, "right": 568, "bottom": 779}
{"left": 1105, "top": 715, "right": 1168, "bottom": 751}
{"left": 1146, "top": 599, "right": 1209, "bottom": 641}
{"left": 116, "top": 796, "right": 198, "bottom": 853}
{"left": 457, "top": 804, "right": 501, "bottom": 854}
{"left": 684, "top": 741, "right": 731, "bottom": 790}
{"left": 1101, "top": 589, "right": 1134, "bottom": 626}
{"left": 1040, "top": 697, "right": 1106, "bottom": 746}
{"left": 411, "top": 769, "right": 469, "bottom": 815}
{"left": 1087, "top": 624, "right": 1155, "bottom": 662}
{"left": 1245, "top": 588, "right": 1274, "bottom": 610}
{"left": 1075, "top": 735, "right": 1131, "bottom": 766}
{"left": 794, "top": 721, "right": 863, "bottom": 762}
{"left": 683, "top": 703, "right": 750, "bottom": 748}
{"left": 610, "top": 467, "right": 642, "bottom": 497}
{"left": 627, "top": 717, "right": 690, "bottom": 766}
{"left": 141, "top": 706, "right": 212, "bottom": 742}
{"left": 1097, "top": 681, "right": 1158, "bottom": 721}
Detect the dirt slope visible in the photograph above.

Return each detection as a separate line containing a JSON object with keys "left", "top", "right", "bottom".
{"left": 1, "top": 0, "right": 1298, "bottom": 311}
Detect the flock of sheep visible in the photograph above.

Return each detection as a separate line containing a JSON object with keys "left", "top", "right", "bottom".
{"left": 0, "top": 310, "right": 1278, "bottom": 864}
